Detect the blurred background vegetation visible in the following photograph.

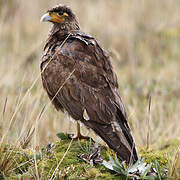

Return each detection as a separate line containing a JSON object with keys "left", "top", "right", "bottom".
{"left": 0, "top": 0, "right": 179, "bottom": 151}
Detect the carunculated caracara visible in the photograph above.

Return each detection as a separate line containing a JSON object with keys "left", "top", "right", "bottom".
{"left": 40, "top": 4, "right": 138, "bottom": 164}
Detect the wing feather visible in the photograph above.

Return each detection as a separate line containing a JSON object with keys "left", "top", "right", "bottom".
{"left": 41, "top": 32, "right": 138, "bottom": 163}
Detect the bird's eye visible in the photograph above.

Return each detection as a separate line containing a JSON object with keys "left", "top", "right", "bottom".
{"left": 58, "top": 12, "right": 64, "bottom": 16}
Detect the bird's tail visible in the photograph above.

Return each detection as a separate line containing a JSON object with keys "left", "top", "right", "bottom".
{"left": 87, "top": 115, "right": 138, "bottom": 164}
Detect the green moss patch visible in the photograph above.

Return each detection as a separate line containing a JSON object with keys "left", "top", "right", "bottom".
{"left": 0, "top": 138, "right": 180, "bottom": 179}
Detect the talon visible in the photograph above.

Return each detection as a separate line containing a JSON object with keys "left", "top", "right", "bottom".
{"left": 71, "top": 122, "right": 90, "bottom": 140}
{"left": 72, "top": 134, "right": 90, "bottom": 140}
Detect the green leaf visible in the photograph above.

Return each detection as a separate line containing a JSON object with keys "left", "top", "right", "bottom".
{"left": 85, "top": 141, "right": 89, "bottom": 152}
{"left": 128, "top": 158, "right": 146, "bottom": 173}
{"left": 56, "top": 132, "right": 68, "bottom": 140}
{"left": 109, "top": 154, "right": 117, "bottom": 166}
{"left": 141, "top": 163, "right": 152, "bottom": 177}
{"left": 77, "top": 139, "right": 86, "bottom": 152}
{"left": 154, "top": 160, "right": 160, "bottom": 174}
{"left": 112, "top": 165, "right": 127, "bottom": 175}
{"left": 89, "top": 137, "right": 92, "bottom": 151}
{"left": 102, "top": 160, "right": 114, "bottom": 171}
{"left": 114, "top": 154, "right": 122, "bottom": 167}
{"left": 35, "top": 152, "right": 42, "bottom": 160}
{"left": 143, "top": 175, "right": 159, "bottom": 180}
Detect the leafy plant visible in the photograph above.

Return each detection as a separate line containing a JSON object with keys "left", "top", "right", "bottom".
{"left": 77, "top": 139, "right": 104, "bottom": 166}
{"left": 103, "top": 155, "right": 167, "bottom": 179}
{"left": 77, "top": 138, "right": 93, "bottom": 153}
{"left": 56, "top": 132, "right": 69, "bottom": 140}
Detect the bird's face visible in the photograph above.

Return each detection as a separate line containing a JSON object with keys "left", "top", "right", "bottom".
{"left": 40, "top": 5, "right": 75, "bottom": 24}
{"left": 41, "top": 11, "right": 68, "bottom": 24}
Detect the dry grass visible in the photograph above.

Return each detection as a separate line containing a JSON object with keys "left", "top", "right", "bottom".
{"left": 0, "top": 0, "right": 179, "bottom": 157}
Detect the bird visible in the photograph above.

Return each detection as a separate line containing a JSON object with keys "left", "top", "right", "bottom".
{"left": 40, "top": 4, "right": 138, "bottom": 164}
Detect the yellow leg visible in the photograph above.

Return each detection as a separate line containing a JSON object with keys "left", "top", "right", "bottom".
{"left": 73, "top": 122, "right": 89, "bottom": 140}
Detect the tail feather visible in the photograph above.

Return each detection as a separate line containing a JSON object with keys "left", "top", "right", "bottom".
{"left": 116, "top": 107, "right": 138, "bottom": 162}
{"left": 86, "top": 120, "right": 138, "bottom": 164}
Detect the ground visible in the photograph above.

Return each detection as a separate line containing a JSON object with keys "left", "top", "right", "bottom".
{"left": 0, "top": 136, "right": 180, "bottom": 179}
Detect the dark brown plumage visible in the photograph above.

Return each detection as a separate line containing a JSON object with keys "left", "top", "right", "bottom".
{"left": 40, "top": 4, "right": 138, "bottom": 163}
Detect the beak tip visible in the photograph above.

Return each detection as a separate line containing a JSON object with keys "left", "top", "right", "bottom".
{"left": 40, "top": 13, "right": 51, "bottom": 22}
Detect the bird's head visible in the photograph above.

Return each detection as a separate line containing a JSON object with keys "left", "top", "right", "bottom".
{"left": 41, "top": 5, "right": 80, "bottom": 31}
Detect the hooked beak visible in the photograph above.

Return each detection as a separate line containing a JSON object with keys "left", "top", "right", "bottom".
{"left": 40, "top": 12, "right": 67, "bottom": 23}
{"left": 40, "top": 13, "right": 52, "bottom": 22}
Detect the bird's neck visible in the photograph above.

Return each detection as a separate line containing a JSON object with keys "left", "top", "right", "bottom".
{"left": 48, "top": 21, "right": 80, "bottom": 38}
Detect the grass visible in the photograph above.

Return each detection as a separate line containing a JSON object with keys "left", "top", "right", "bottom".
{"left": 0, "top": 136, "right": 180, "bottom": 179}
{"left": 0, "top": 0, "right": 180, "bottom": 178}
{"left": 0, "top": 138, "right": 117, "bottom": 179}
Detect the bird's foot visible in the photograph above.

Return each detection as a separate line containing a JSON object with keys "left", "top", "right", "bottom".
{"left": 68, "top": 122, "right": 92, "bottom": 140}
{"left": 71, "top": 134, "right": 90, "bottom": 140}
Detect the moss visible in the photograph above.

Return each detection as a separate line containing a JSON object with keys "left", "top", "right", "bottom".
{"left": 139, "top": 148, "right": 168, "bottom": 167}
{"left": 38, "top": 140, "right": 120, "bottom": 179}
{"left": 1, "top": 138, "right": 180, "bottom": 179}
{"left": 0, "top": 144, "right": 33, "bottom": 178}
{"left": 0, "top": 139, "right": 119, "bottom": 179}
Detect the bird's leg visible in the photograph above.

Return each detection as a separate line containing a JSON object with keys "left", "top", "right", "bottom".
{"left": 72, "top": 122, "right": 89, "bottom": 140}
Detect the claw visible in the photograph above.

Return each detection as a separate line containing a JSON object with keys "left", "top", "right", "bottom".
{"left": 72, "top": 134, "right": 90, "bottom": 140}
{"left": 70, "top": 122, "right": 90, "bottom": 140}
